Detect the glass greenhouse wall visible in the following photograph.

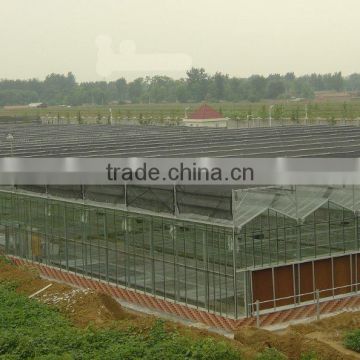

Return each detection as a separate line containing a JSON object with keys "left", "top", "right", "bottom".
{"left": 1, "top": 185, "right": 360, "bottom": 318}
{"left": 0, "top": 190, "right": 244, "bottom": 319}
{"left": 233, "top": 186, "right": 360, "bottom": 270}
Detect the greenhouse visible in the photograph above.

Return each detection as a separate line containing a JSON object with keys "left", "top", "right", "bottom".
{"left": 1, "top": 124, "right": 360, "bottom": 320}
{"left": 1, "top": 184, "right": 360, "bottom": 319}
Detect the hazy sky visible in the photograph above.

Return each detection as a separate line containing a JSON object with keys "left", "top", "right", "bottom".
{"left": 1, "top": 0, "right": 360, "bottom": 82}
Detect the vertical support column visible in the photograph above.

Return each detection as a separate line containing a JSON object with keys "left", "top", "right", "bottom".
{"left": 194, "top": 224, "right": 199, "bottom": 308}
{"left": 294, "top": 185, "right": 302, "bottom": 262}
{"left": 4, "top": 224, "right": 10, "bottom": 255}
{"left": 328, "top": 202, "right": 332, "bottom": 256}
{"left": 232, "top": 226, "right": 238, "bottom": 319}
{"left": 296, "top": 220, "right": 302, "bottom": 261}
{"left": 256, "top": 300, "right": 260, "bottom": 327}
{"left": 316, "top": 289, "right": 320, "bottom": 320}
{"left": 150, "top": 218, "right": 155, "bottom": 295}
{"left": 202, "top": 228, "right": 209, "bottom": 311}
{"left": 113, "top": 210, "right": 118, "bottom": 286}
{"left": 44, "top": 196, "right": 49, "bottom": 265}
{"left": 244, "top": 270, "right": 251, "bottom": 318}
{"left": 104, "top": 211, "right": 109, "bottom": 282}
{"left": 124, "top": 184, "right": 128, "bottom": 208}
{"left": 81, "top": 187, "right": 87, "bottom": 276}
{"left": 331, "top": 257, "right": 335, "bottom": 298}
{"left": 173, "top": 185, "right": 179, "bottom": 216}
{"left": 182, "top": 222, "right": 188, "bottom": 306}
{"left": 63, "top": 204, "right": 69, "bottom": 270}
{"left": 28, "top": 197, "right": 33, "bottom": 261}
{"left": 173, "top": 186, "right": 180, "bottom": 302}
{"left": 355, "top": 252, "right": 358, "bottom": 293}
{"left": 271, "top": 267, "right": 276, "bottom": 310}
{"left": 174, "top": 223, "right": 180, "bottom": 302}
{"left": 350, "top": 254, "right": 353, "bottom": 293}
{"left": 356, "top": 210, "right": 359, "bottom": 251}
{"left": 231, "top": 190, "right": 239, "bottom": 318}
{"left": 312, "top": 261, "right": 316, "bottom": 301}
{"left": 82, "top": 206, "right": 88, "bottom": 276}
{"left": 124, "top": 215, "right": 130, "bottom": 287}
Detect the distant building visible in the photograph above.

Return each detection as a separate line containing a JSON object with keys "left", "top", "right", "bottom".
{"left": 28, "top": 102, "right": 47, "bottom": 108}
{"left": 183, "top": 104, "right": 229, "bottom": 128}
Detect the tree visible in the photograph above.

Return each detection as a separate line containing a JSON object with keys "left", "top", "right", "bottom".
{"left": 266, "top": 80, "right": 285, "bottom": 99}
{"left": 42, "top": 72, "right": 77, "bottom": 105}
{"left": 128, "top": 78, "right": 145, "bottom": 103}
{"left": 148, "top": 76, "right": 176, "bottom": 103}
{"left": 212, "top": 72, "right": 228, "bottom": 100}
{"left": 175, "top": 80, "right": 188, "bottom": 102}
{"left": 248, "top": 75, "right": 266, "bottom": 101}
{"left": 115, "top": 78, "right": 128, "bottom": 103}
{"left": 346, "top": 73, "right": 360, "bottom": 91}
{"left": 186, "top": 67, "right": 209, "bottom": 102}
{"left": 1, "top": 70, "right": 360, "bottom": 107}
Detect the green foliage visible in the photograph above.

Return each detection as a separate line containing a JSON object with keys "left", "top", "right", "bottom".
{"left": 266, "top": 80, "right": 286, "bottom": 99}
{"left": 273, "top": 104, "right": 284, "bottom": 120}
{"left": 258, "top": 105, "right": 267, "bottom": 120}
{"left": 300, "top": 352, "right": 318, "bottom": 360}
{"left": 256, "top": 348, "right": 287, "bottom": 360}
{"left": 291, "top": 106, "right": 300, "bottom": 123}
{"left": 3, "top": 100, "right": 360, "bottom": 127}
{"left": 1, "top": 69, "right": 357, "bottom": 107}
{"left": 77, "top": 111, "right": 83, "bottom": 124}
{"left": 344, "top": 329, "right": 360, "bottom": 352}
{"left": 0, "top": 256, "right": 11, "bottom": 266}
{"left": 0, "top": 285, "right": 241, "bottom": 360}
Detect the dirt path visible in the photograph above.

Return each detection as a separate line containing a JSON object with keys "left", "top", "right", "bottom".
{"left": 233, "top": 310, "right": 360, "bottom": 359}
{"left": 306, "top": 331, "right": 360, "bottom": 359}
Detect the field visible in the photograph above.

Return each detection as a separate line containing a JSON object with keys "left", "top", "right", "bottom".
{"left": 2, "top": 257, "right": 360, "bottom": 359}
{"left": 2, "top": 98, "right": 360, "bottom": 126}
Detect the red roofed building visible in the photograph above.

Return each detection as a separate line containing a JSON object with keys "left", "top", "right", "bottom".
{"left": 183, "top": 104, "right": 229, "bottom": 128}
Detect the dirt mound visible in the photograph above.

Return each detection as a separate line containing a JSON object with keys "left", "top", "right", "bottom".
{"left": 0, "top": 260, "right": 52, "bottom": 294}
{"left": 235, "top": 327, "right": 306, "bottom": 359}
{"left": 234, "top": 325, "right": 360, "bottom": 360}
{"left": 292, "top": 312, "right": 360, "bottom": 337}
{"left": 38, "top": 287, "right": 133, "bottom": 327}
{"left": 235, "top": 327, "right": 278, "bottom": 350}
{"left": 0, "top": 258, "right": 134, "bottom": 328}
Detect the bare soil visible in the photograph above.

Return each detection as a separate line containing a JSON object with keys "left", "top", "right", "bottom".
{"left": 234, "top": 312, "right": 360, "bottom": 359}
{"left": 0, "top": 260, "right": 134, "bottom": 327}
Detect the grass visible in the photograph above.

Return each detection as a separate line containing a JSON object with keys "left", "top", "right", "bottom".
{"left": 255, "top": 348, "right": 287, "bottom": 359}
{"left": 343, "top": 329, "right": 360, "bottom": 353}
{"left": 0, "top": 283, "right": 242, "bottom": 360}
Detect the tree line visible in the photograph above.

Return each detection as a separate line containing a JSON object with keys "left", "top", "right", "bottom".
{"left": 1, "top": 69, "right": 360, "bottom": 106}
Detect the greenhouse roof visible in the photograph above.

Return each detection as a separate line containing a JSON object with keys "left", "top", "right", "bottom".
{"left": 1, "top": 123, "right": 360, "bottom": 157}
{"left": 2, "top": 124, "right": 360, "bottom": 228}
{"left": 233, "top": 185, "right": 360, "bottom": 227}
